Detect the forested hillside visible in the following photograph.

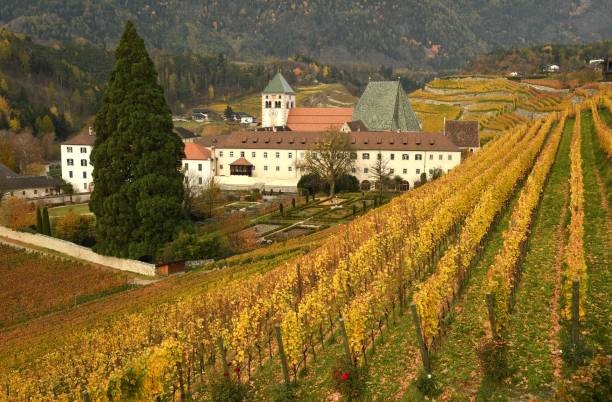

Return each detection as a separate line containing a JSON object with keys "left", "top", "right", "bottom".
{"left": 1, "top": 0, "right": 610, "bottom": 68}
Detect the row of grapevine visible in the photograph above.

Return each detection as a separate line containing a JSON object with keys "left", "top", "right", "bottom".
{"left": 588, "top": 98, "right": 612, "bottom": 158}
{"left": 485, "top": 112, "right": 567, "bottom": 332}
{"left": 562, "top": 106, "right": 587, "bottom": 320}
{"left": 340, "top": 121, "right": 549, "bottom": 361}
{"left": 3, "top": 122, "right": 535, "bottom": 399}
{"left": 413, "top": 113, "right": 556, "bottom": 346}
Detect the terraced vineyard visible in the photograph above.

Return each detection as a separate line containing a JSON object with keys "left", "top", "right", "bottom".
{"left": 1, "top": 87, "right": 610, "bottom": 402}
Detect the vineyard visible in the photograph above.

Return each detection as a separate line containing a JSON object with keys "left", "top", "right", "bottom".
{"left": 1, "top": 87, "right": 610, "bottom": 401}
{"left": 0, "top": 243, "right": 132, "bottom": 328}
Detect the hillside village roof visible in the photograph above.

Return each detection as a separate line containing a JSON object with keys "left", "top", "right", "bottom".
{"left": 444, "top": 120, "right": 480, "bottom": 148}
{"left": 62, "top": 130, "right": 96, "bottom": 146}
{"left": 216, "top": 131, "right": 460, "bottom": 152}
{"left": 262, "top": 73, "right": 295, "bottom": 94}
{"left": 184, "top": 142, "right": 211, "bottom": 160}
{"left": 352, "top": 81, "right": 421, "bottom": 132}
{"left": 0, "top": 163, "right": 18, "bottom": 178}
{"left": 174, "top": 127, "right": 197, "bottom": 140}
{"left": 286, "top": 108, "right": 353, "bottom": 131}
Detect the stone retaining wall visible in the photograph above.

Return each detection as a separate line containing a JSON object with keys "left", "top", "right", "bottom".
{"left": 0, "top": 226, "right": 156, "bottom": 276}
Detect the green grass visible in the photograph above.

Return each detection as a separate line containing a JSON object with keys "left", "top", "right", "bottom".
{"left": 48, "top": 203, "right": 90, "bottom": 217}
{"left": 579, "top": 111, "right": 611, "bottom": 357}
{"left": 496, "top": 118, "right": 573, "bottom": 399}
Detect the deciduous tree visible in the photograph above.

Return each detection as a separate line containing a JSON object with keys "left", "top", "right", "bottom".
{"left": 300, "top": 131, "right": 354, "bottom": 197}
{"left": 90, "top": 21, "right": 188, "bottom": 259}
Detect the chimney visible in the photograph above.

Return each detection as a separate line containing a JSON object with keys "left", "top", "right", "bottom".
{"left": 88, "top": 126, "right": 94, "bottom": 136}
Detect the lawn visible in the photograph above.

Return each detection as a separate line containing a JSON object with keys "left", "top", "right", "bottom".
{"left": 48, "top": 203, "right": 90, "bottom": 218}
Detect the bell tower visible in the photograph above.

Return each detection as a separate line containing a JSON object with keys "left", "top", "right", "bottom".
{"left": 261, "top": 73, "right": 295, "bottom": 128}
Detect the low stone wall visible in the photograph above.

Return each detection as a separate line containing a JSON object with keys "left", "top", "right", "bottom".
{"left": 0, "top": 226, "right": 156, "bottom": 276}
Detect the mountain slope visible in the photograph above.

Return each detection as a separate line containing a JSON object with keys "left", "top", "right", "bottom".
{"left": 1, "top": 1, "right": 610, "bottom": 68}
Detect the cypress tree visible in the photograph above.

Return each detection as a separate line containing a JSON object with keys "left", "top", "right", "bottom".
{"left": 36, "top": 207, "right": 43, "bottom": 233}
{"left": 90, "top": 21, "right": 188, "bottom": 259}
{"left": 41, "top": 207, "right": 51, "bottom": 235}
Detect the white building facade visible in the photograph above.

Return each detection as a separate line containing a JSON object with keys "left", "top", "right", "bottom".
{"left": 182, "top": 142, "right": 214, "bottom": 187}
{"left": 60, "top": 128, "right": 95, "bottom": 193}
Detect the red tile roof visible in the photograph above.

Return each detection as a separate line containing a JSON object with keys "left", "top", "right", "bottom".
{"left": 216, "top": 131, "right": 460, "bottom": 152}
{"left": 445, "top": 120, "right": 480, "bottom": 148}
{"left": 62, "top": 131, "right": 96, "bottom": 146}
{"left": 287, "top": 107, "right": 353, "bottom": 131}
{"left": 184, "top": 142, "right": 211, "bottom": 160}
{"left": 229, "top": 157, "right": 253, "bottom": 166}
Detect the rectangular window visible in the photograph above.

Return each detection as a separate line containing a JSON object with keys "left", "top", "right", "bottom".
{"left": 439, "top": 154, "right": 443, "bottom": 160}
{"left": 67, "top": 146, "right": 73, "bottom": 153}
{"left": 429, "top": 154, "right": 433, "bottom": 160}
{"left": 402, "top": 168, "right": 407, "bottom": 174}
{"left": 67, "top": 159, "right": 74, "bottom": 166}
{"left": 83, "top": 183, "right": 87, "bottom": 190}
{"left": 448, "top": 154, "right": 453, "bottom": 160}
{"left": 83, "top": 172, "right": 87, "bottom": 179}
{"left": 402, "top": 154, "right": 409, "bottom": 160}
{"left": 351, "top": 167, "right": 356, "bottom": 173}
{"left": 416, "top": 169, "right": 420, "bottom": 174}
{"left": 81, "top": 159, "right": 87, "bottom": 166}
{"left": 252, "top": 152, "right": 256, "bottom": 157}
{"left": 240, "top": 151, "right": 245, "bottom": 157}
{"left": 275, "top": 101, "right": 281, "bottom": 108}
{"left": 415, "top": 154, "right": 422, "bottom": 160}
{"left": 350, "top": 152, "right": 357, "bottom": 160}
{"left": 288, "top": 166, "right": 292, "bottom": 171}
{"left": 69, "top": 171, "right": 73, "bottom": 178}
{"left": 229, "top": 151, "right": 234, "bottom": 157}
{"left": 276, "top": 166, "right": 280, "bottom": 171}
{"left": 362, "top": 153, "right": 370, "bottom": 160}
{"left": 288, "top": 152, "right": 292, "bottom": 159}
{"left": 264, "top": 152, "right": 268, "bottom": 158}
{"left": 34, "top": 189, "right": 37, "bottom": 194}
{"left": 220, "top": 165, "right": 223, "bottom": 169}
{"left": 390, "top": 168, "right": 394, "bottom": 174}
{"left": 198, "top": 164, "right": 202, "bottom": 171}
{"left": 198, "top": 177, "right": 203, "bottom": 184}
{"left": 264, "top": 166, "right": 268, "bottom": 171}
{"left": 219, "top": 151, "right": 224, "bottom": 157}
{"left": 275, "top": 152, "right": 280, "bottom": 158}
{"left": 184, "top": 163, "right": 188, "bottom": 170}
{"left": 364, "top": 167, "right": 369, "bottom": 174}
{"left": 377, "top": 153, "right": 382, "bottom": 160}
{"left": 390, "top": 153, "right": 395, "bottom": 160}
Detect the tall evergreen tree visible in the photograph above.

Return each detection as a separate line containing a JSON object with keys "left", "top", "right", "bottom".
{"left": 35, "top": 207, "right": 43, "bottom": 233}
{"left": 90, "top": 21, "right": 188, "bottom": 259}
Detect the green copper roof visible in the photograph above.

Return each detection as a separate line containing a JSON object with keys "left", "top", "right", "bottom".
{"left": 262, "top": 73, "right": 295, "bottom": 94}
{"left": 352, "top": 81, "right": 421, "bottom": 132}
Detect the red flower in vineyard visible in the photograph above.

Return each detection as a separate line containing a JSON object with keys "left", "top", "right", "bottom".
{"left": 234, "top": 366, "right": 241, "bottom": 373}
{"left": 341, "top": 373, "right": 349, "bottom": 380}
{"left": 223, "top": 371, "right": 229, "bottom": 377}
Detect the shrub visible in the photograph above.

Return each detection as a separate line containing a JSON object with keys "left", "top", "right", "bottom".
{"left": 476, "top": 337, "right": 511, "bottom": 382}
{"left": 297, "top": 173, "right": 320, "bottom": 196}
{"left": 209, "top": 374, "right": 249, "bottom": 402}
{"left": 269, "top": 383, "right": 297, "bottom": 402}
{"left": 330, "top": 356, "right": 367, "bottom": 400}
{"left": 555, "top": 355, "right": 611, "bottom": 401}
{"left": 414, "top": 368, "right": 440, "bottom": 397}
{"left": 53, "top": 212, "right": 96, "bottom": 246}
{"left": 0, "top": 197, "right": 35, "bottom": 229}
{"left": 157, "top": 232, "right": 231, "bottom": 263}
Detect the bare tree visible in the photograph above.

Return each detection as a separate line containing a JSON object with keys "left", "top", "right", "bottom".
{"left": 194, "top": 176, "right": 223, "bottom": 218}
{"left": 299, "top": 131, "right": 353, "bottom": 197}
{"left": 370, "top": 152, "right": 392, "bottom": 198}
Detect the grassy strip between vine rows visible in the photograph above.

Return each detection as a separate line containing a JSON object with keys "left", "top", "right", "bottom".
{"left": 578, "top": 110, "right": 611, "bottom": 357}
{"left": 495, "top": 118, "right": 573, "bottom": 399}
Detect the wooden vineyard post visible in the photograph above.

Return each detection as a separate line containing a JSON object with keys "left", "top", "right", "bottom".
{"left": 571, "top": 281, "right": 580, "bottom": 347}
{"left": 82, "top": 390, "right": 90, "bottom": 402}
{"left": 410, "top": 304, "right": 431, "bottom": 373}
{"left": 217, "top": 337, "right": 228, "bottom": 372}
{"left": 486, "top": 293, "right": 497, "bottom": 339}
{"left": 338, "top": 317, "right": 353, "bottom": 365}
{"left": 274, "top": 325, "right": 291, "bottom": 385}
